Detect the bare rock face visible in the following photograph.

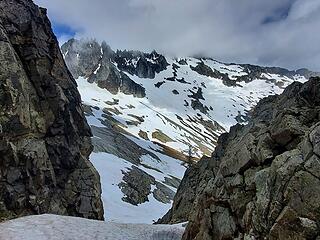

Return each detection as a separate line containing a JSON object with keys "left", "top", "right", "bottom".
{"left": 61, "top": 39, "right": 147, "bottom": 98}
{"left": 160, "top": 77, "right": 320, "bottom": 239}
{"left": 114, "top": 50, "right": 169, "bottom": 79}
{"left": 0, "top": 0, "right": 103, "bottom": 220}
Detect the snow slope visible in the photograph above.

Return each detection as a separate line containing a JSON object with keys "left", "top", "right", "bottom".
{"left": 125, "top": 57, "right": 306, "bottom": 130}
{"left": 78, "top": 60, "right": 307, "bottom": 160}
{"left": 63, "top": 39, "right": 311, "bottom": 158}
{"left": 75, "top": 65, "right": 306, "bottom": 223}
{"left": 79, "top": 78, "right": 188, "bottom": 223}
{"left": 78, "top": 56, "right": 308, "bottom": 158}
{"left": 0, "top": 214, "right": 184, "bottom": 240}
{"left": 91, "top": 151, "right": 185, "bottom": 223}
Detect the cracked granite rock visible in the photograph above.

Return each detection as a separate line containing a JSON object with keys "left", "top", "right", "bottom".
{"left": 0, "top": 0, "right": 103, "bottom": 221}
{"left": 159, "top": 77, "right": 320, "bottom": 240}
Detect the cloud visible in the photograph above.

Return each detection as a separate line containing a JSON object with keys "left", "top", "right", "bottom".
{"left": 35, "top": 0, "right": 320, "bottom": 71}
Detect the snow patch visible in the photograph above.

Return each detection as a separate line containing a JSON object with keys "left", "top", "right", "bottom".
{"left": 0, "top": 214, "right": 184, "bottom": 240}
{"left": 90, "top": 152, "right": 185, "bottom": 224}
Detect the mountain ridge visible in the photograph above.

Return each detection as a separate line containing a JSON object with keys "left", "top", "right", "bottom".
{"left": 61, "top": 37, "right": 316, "bottom": 223}
{"left": 62, "top": 38, "right": 319, "bottom": 82}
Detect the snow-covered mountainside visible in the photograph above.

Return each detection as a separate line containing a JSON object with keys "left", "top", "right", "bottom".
{"left": 61, "top": 38, "right": 316, "bottom": 223}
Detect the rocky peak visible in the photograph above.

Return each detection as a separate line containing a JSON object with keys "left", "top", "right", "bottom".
{"left": 62, "top": 38, "right": 146, "bottom": 97}
{"left": 0, "top": 0, "right": 103, "bottom": 220}
{"left": 61, "top": 38, "right": 103, "bottom": 79}
{"left": 114, "top": 49, "right": 169, "bottom": 79}
{"left": 62, "top": 38, "right": 169, "bottom": 83}
{"left": 159, "top": 77, "right": 320, "bottom": 239}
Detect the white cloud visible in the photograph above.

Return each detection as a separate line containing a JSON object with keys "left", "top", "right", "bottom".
{"left": 35, "top": 0, "right": 320, "bottom": 71}
{"left": 289, "top": 0, "right": 320, "bottom": 20}
{"left": 56, "top": 34, "right": 74, "bottom": 47}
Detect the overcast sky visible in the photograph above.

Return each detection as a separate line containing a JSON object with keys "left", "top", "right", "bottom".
{"left": 35, "top": 0, "right": 320, "bottom": 71}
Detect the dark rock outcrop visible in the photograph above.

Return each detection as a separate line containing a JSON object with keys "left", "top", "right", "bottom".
{"left": 188, "top": 88, "right": 210, "bottom": 114}
{"left": 119, "top": 166, "right": 156, "bottom": 205}
{"left": 190, "top": 62, "right": 236, "bottom": 87}
{"left": 114, "top": 50, "right": 169, "bottom": 79}
{"left": 119, "top": 166, "right": 175, "bottom": 206}
{"left": 62, "top": 38, "right": 103, "bottom": 79}
{"left": 159, "top": 77, "right": 320, "bottom": 240}
{"left": 190, "top": 62, "right": 224, "bottom": 79}
{"left": 62, "top": 39, "right": 146, "bottom": 98}
{"left": 62, "top": 39, "right": 170, "bottom": 97}
{"left": 0, "top": 0, "right": 103, "bottom": 220}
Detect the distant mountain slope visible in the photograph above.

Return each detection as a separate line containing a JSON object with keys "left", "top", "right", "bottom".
{"left": 62, "top": 38, "right": 315, "bottom": 158}
{"left": 61, "top": 38, "right": 315, "bottom": 223}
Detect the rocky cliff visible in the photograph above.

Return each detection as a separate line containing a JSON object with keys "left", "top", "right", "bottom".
{"left": 61, "top": 39, "right": 160, "bottom": 98}
{"left": 159, "top": 77, "right": 320, "bottom": 239}
{"left": 0, "top": 0, "right": 103, "bottom": 220}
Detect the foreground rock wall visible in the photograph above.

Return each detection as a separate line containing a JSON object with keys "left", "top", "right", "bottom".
{"left": 160, "top": 77, "right": 320, "bottom": 239}
{"left": 0, "top": 0, "right": 103, "bottom": 220}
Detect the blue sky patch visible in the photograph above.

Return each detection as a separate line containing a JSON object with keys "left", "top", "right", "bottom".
{"left": 262, "top": 3, "right": 292, "bottom": 24}
{"left": 52, "top": 21, "right": 76, "bottom": 38}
